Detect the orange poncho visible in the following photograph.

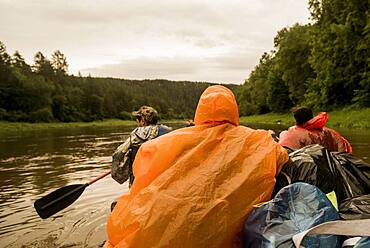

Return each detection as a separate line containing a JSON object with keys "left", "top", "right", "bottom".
{"left": 104, "top": 85, "right": 288, "bottom": 247}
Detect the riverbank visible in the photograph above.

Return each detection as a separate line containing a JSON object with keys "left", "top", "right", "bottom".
{"left": 239, "top": 108, "right": 370, "bottom": 129}
{"left": 0, "top": 119, "right": 187, "bottom": 136}
{"left": 0, "top": 119, "right": 135, "bottom": 136}
{"left": 1, "top": 108, "right": 369, "bottom": 135}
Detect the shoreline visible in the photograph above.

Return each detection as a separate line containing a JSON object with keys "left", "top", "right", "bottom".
{"left": 239, "top": 108, "right": 370, "bottom": 129}
{"left": 0, "top": 119, "right": 187, "bottom": 135}
{"left": 1, "top": 108, "right": 369, "bottom": 135}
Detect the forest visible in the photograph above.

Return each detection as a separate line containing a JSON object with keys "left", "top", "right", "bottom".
{"left": 237, "top": 0, "right": 370, "bottom": 115}
{"left": 0, "top": 44, "right": 239, "bottom": 122}
{"left": 1, "top": 0, "right": 369, "bottom": 122}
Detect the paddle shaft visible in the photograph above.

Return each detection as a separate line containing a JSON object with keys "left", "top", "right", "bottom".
{"left": 88, "top": 171, "right": 112, "bottom": 185}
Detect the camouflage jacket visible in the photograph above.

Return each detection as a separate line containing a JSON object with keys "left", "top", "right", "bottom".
{"left": 111, "top": 124, "right": 171, "bottom": 186}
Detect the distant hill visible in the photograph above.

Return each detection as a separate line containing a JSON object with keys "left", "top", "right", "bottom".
{"left": 53, "top": 76, "right": 240, "bottom": 121}
{"left": 0, "top": 41, "right": 240, "bottom": 122}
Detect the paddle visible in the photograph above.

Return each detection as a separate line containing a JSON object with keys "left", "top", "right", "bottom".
{"left": 34, "top": 171, "right": 111, "bottom": 219}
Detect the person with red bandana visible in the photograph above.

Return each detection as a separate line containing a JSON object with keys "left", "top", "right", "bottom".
{"left": 279, "top": 107, "right": 352, "bottom": 153}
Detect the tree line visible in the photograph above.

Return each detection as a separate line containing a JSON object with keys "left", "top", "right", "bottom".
{"left": 237, "top": 0, "right": 370, "bottom": 115}
{"left": 0, "top": 42, "right": 239, "bottom": 122}
{"left": 3, "top": 0, "right": 367, "bottom": 121}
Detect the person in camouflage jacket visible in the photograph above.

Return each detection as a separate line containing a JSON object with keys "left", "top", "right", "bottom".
{"left": 111, "top": 106, "right": 172, "bottom": 187}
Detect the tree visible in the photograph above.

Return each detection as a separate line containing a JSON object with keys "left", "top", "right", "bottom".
{"left": 237, "top": 22, "right": 316, "bottom": 115}
{"left": 51, "top": 50, "right": 68, "bottom": 75}
{"left": 0, "top": 41, "right": 11, "bottom": 81}
{"left": 11, "top": 51, "right": 31, "bottom": 73}
{"left": 273, "top": 24, "right": 315, "bottom": 106}
{"left": 307, "top": 0, "right": 370, "bottom": 108}
{"left": 0, "top": 41, "right": 11, "bottom": 66}
{"left": 266, "top": 61, "right": 293, "bottom": 112}
{"left": 33, "top": 51, "right": 54, "bottom": 77}
{"left": 237, "top": 52, "right": 274, "bottom": 115}
{"left": 0, "top": 41, "right": 12, "bottom": 111}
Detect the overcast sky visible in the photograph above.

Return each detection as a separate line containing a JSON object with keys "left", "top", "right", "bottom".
{"left": 0, "top": 0, "right": 310, "bottom": 84}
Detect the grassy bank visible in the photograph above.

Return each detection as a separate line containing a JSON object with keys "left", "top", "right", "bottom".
{"left": 1, "top": 108, "right": 369, "bottom": 135}
{"left": 239, "top": 108, "right": 370, "bottom": 129}
{"left": 0, "top": 119, "right": 136, "bottom": 135}
{"left": 0, "top": 119, "right": 188, "bottom": 136}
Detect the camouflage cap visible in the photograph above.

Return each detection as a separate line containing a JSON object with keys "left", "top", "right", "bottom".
{"left": 132, "top": 106, "right": 159, "bottom": 124}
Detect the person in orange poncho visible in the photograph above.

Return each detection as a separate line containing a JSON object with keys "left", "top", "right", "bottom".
{"left": 104, "top": 85, "right": 288, "bottom": 248}
{"left": 279, "top": 107, "right": 352, "bottom": 153}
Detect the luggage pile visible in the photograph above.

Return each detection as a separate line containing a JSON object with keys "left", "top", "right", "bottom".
{"left": 243, "top": 145, "right": 370, "bottom": 247}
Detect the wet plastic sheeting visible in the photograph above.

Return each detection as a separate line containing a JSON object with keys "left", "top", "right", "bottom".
{"left": 331, "top": 152, "right": 370, "bottom": 202}
{"left": 340, "top": 194, "right": 370, "bottom": 220}
{"left": 244, "top": 183, "right": 341, "bottom": 248}
{"left": 278, "top": 145, "right": 336, "bottom": 195}
{"left": 276, "top": 145, "right": 370, "bottom": 203}
{"left": 354, "top": 237, "right": 370, "bottom": 248}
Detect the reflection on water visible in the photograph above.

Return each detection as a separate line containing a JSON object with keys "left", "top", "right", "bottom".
{"left": 0, "top": 123, "right": 369, "bottom": 247}
{"left": 0, "top": 126, "right": 133, "bottom": 248}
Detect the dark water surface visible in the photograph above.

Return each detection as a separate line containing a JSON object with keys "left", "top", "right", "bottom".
{"left": 0, "top": 123, "right": 369, "bottom": 247}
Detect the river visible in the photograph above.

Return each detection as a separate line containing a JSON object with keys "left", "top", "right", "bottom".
{"left": 0, "top": 123, "right": 369, "bottom": 247}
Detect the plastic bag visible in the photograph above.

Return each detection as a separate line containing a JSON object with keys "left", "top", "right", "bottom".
{"left": 339, "top": 194, "right": 370, "bottom": 220}
{"left": 274, "top": 145, "right": 336, "bottom": 196}
{"left": 343, "top": 237, "right": 370, "bottom": 248}
{"left": 330, "top": 152, "right": 370, "bottom": 201}
{"left": 243, "top": 182, "right": 341, "bottom": 248}
{"left": 354, "top": 237, "right": 370, "bottom": 248}
{"left": 275, "top": 145, "right": 370, "bottom": 203}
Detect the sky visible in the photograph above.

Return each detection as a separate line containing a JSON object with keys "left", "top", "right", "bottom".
{"left": 0, "top": 0, "right": 310, "bottom": 84}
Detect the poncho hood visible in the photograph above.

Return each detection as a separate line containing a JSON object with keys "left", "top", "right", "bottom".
{"left": 301, "top": 112, "right": 328, "bottom": 130}
{"left": 194, "top": 85, "right": 239, "bottom": 126}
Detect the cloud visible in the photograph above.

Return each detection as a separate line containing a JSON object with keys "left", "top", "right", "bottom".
{"left": 81, "top": 50, "right": 261, "bottom": 84}
{"left": 0, "top": 0, "right": 310, "bottom": 84}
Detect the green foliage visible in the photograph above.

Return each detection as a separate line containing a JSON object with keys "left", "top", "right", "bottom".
{"left": 33, "top": 51, "right": 54, "bottom": 78}
{"left": 274, "top": 24, "right": 315, "bottom": 106}
{"left": 237, "top": 53, "right": 273, "bottom": 115}
{"left": 11, "top": 51, "right": 31, "bottom": 73}
{"left": 117, "top": 111, "right": 132, "bottom": 120}
{"left": 239, "top": 108, "right": 370, "bottom": 129}
{"left": 0, "top": 41, "right": 239, "bottom": 123}
{"left": 237, "top": 23, "right": 315, "bottom": 115}
{"left": 0, "top": 42, "right": 12, "bottom": 88}
{"left": 325, "top": 108, "right": 370, "bottom": 129}
{"left": 4, "top": 111, "right": 29, "bottom": 122}
{"left": 29, "top": 108, "right": 54, "bottom": 123}
{"left": 266, "top": 63, "right": 293, "bottom": 113}
{"left": 0, "top": 41, "right": 11, "bottom": 66}
{"left": 237, "top": 0, "right": 370, "bottom": 115}
{"left": 304, "top": 0, "right": 370, "bottom": 109}
{"left": 0, "top": 119, "right": 136, "bottom": 136}
{"left": 51, "top": 50, "right": 68, "bottom": 75}
{"left": 0, "top": 108, "right": 6, "bottom": 120}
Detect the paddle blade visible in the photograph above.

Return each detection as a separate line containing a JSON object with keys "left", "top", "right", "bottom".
{"left": 34, "top": 183, "right": 87, "bottom": 219}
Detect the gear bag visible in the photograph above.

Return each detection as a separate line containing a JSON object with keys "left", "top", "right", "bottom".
{"left": 274, "top": 145, "right": 370, "bottom": 204}
{"left": 243, "top": 182, "right": 342, "bottom": 248}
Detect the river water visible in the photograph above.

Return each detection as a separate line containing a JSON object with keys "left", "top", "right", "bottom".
{"left": 0, "top": 123, "right": 369, "bottom": 247}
